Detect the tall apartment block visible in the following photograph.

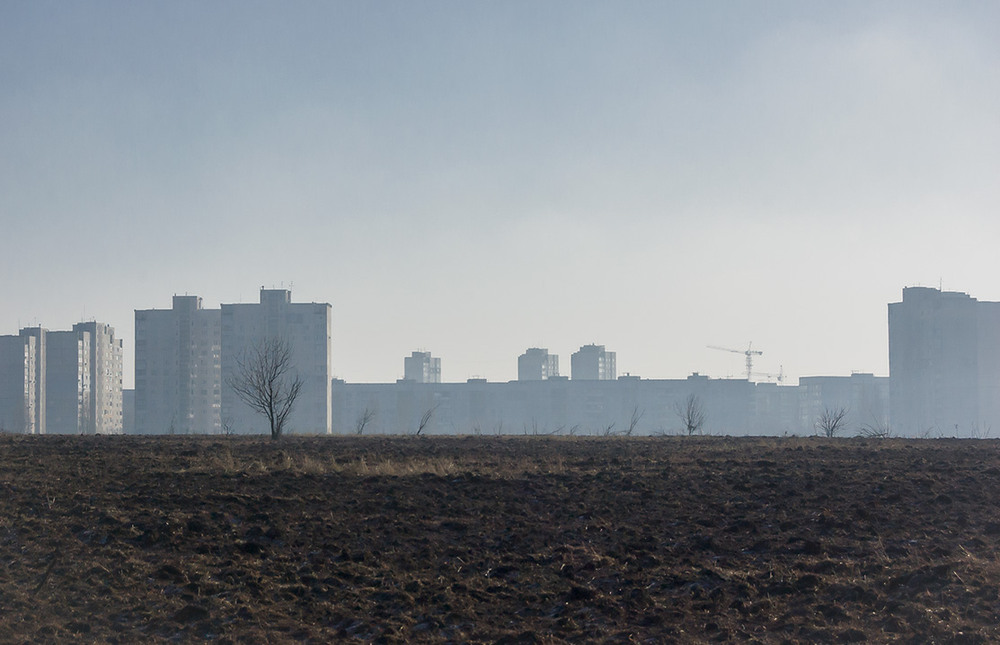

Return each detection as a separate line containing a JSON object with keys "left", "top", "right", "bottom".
{"left": 518, "top": 348, "right": 559, "bottom": 381}
{"left": 17, "top": 327, "right": 46, "bottom": 433}
{"left": 73, "top": 322, "right": 123, "bottom": 434}
{"left": 221, "top": 289, "right": 332, "bottom": 434}
{"left": 888, "top": 287, "right": 1000, "bottom": 435}
{"left": 571, "top": 344, "right": 616, "bottom": 380}
{"left": 0, "top": 334, "right": 39, "bottom": 433}
{"left": 404, "top": 351, "right": 441, "bottom": 383}
{"left": 42, "top": 329, "right": 91, "bottom": 434}
{"left": 3, "top": 324, "right": 119, "bottom": 435}
{"left": 135, "top": 296, "right": 222, "bottom": 434}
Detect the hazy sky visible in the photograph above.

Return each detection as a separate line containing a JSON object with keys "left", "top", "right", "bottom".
{"left": 2, "top": 2, "right": 999, "bottom": 387}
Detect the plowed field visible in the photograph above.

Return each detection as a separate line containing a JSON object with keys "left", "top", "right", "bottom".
{"left": 2, "top": 435, "right": 999, "bottom": 643}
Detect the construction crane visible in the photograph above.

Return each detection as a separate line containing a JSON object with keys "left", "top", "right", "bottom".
{"left": 707, "top": 343, "right": 763, "bottom": 381}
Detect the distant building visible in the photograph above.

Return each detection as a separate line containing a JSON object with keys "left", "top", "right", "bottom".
{"left": 517, "top": 348, "right": 559, "bottom": 381}
{"left": 332, "top": 373, "right": 763, "bottom": 436}
{"left": 42, "top": 329, "right": 92, "bottom": 434}
{"left": 571, "top": 344, "right": 616, "bottom": 381}
{"left": 135, "top": 296, "right": 221, "bottom": 434}
{"left": 8, "top": 324, "right": 120, "bottom": 435}
{"left": 221, "top": 289, "right": 332, "bottom": 434}
{"left": 73, "top": 322, "right": 123, "bottom": 434}
{"left": 17, "top": 327, "right": 46, "bottom": 433}
{"left": 752, "top": 381, "right": 803, "bottom": 436}
{"left": 122, "top": 389, "right": 135, "bottom": 435}
{"left": 888, "top": 287, "right": 1000, "bottom": 436}
{"left": 0, "top": 334, "right": 39, "bottom": 434}
{"left": 403, "top": 351, "right": 441, "bottom": 383}
{"left": 798, "top": 373, "right": 889, "bottom": 436}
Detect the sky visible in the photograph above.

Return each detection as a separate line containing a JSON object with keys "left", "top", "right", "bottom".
{"left": 2, "top": 2, "right": 999, "bottom": 388}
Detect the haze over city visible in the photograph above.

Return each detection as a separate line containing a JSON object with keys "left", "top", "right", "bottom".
{"left": 2, "top": 2, "right": 999, "bottom": 389}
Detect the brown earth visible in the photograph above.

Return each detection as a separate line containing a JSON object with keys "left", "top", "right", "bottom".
{"left": 1, "top": 435, "right": 999, "bottom": 644}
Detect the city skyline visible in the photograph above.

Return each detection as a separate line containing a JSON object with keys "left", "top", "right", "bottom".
{"left": 2, "top": 3, "right": 999, "bottom": 388}
{"left": 4, "top": 284, "right": 999, "bottom": 437}
{"left": 0, "top": 283, "right": 990, "bottom": 387}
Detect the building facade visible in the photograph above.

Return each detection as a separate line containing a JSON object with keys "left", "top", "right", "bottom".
{"left": 4, "top": 324, "right": 120, "bottom": 435}
{"left": 798, "top": 373, "right": 889, "bottom": 436}
{"left": 571, "top": 344, "right": 616, "bottom": 381}
{"left": 73, "top": 322, "right": 123, "bottom": 434}
{"left": 404, "top": 351, "right": 441, "bottom": 383}
{"left": 17, "top": 327, "right": 46, "bottom": 433}
{"left": 221, "top": 289, "right": 332, "bottom": 434}
{"left": 43, "top": 329, "right": 91, "bottom": 434}
{"left": 517, "top": 348, "right": 559, "bottom": 381}
{"left": 135, "top": 296, "right": 222, "bottom": 434}
{"left": 888, "top": 287, "right": 1000, "bottom": 436}
{"left": 333, "top": 373, "right": 767, "bottom": 436}
{"left": 0, "top": 334, "right": 38, "bottom": 434}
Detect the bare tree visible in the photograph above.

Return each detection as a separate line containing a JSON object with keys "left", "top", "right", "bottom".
{"left": 675, "top": 394, "right": 706, "bottom": 436}
{"left": 416, "top": 404, "right": 438, "bottom": 436}
{"left": 816, "top": 406, "right": 849, "bottom": 438}
{"left": 226, "top": 337, "right": 303, "bottom": 439}
{"left": 858, "top": 412, "right": 890, "bottom": 439}
{"left": 355, "top": 408, "right": 375, "bottom": 435}
{"left": 626, "top": 406, "right": 645, "bottom": 436}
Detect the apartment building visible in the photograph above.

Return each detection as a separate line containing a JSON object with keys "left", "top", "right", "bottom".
{"left": 888, "top": 287, "right": 1000, "bottom": 436}
{"left": 73, "top": 322, "right": 123, "bottom": 434}
{"left": 221, "top": 289, "right": 332, "bottom": 434}
{"left": 517, "top": 348, "right": 559, "bottom": 381}
{"left": 571, "top": 344, "right": 616, "bottom": 380}
{"left": 43, "top": 329, "right": 91, "bottom": 434}
{"left": 0, "top": 334, "right": 38, "bottom": 434}
{"left": 135, "top": 295, "right": 221, "bottom": 434}
{"left": 403, "top": 351, "right": 441, "bottom": 383}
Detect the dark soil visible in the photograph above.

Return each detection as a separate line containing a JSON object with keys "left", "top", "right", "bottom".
{"left": 2, "top": 435, "right": 999, "bottom": 643}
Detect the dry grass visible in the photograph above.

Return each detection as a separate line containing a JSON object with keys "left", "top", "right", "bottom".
{"left": 167, "top": 438, "right": 577, "bottom": 478}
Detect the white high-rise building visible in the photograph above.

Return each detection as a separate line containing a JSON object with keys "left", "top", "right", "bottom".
{"left": 17, "top": 327, "right": 46, "bottom": 433}
{"left": 43, "top": 329, "right": 91, "bottom": 434}
{"left": 221, "top": 289, "right": 332, "bottom": 434}
{"left": 135, "top": 296, "right": 222, "bottom": 434}
{"left": 888, "top": 287, "right": 1000, "bottom": 436}
{"left": 73, "top": 322, "right": 123, "bottom": 434}
{"left": 9, "top": 324, "right": 118, "bottom": 435}
{"left": 0, "top": 334, "right": 39, "bottom": 434}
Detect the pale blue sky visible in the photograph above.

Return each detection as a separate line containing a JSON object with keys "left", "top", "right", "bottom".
{"left": 2, "top": 2, "right": 999, "bottom": 386}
